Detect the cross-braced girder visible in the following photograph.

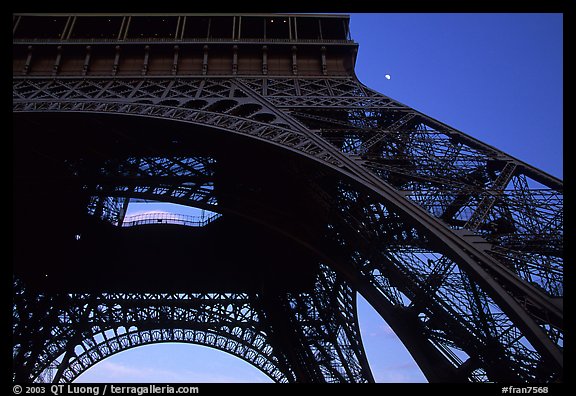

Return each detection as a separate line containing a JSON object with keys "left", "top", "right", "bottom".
{"left": 13, "top": 74, "right": 562, "bottom": 383}
{"left": 322, "top": 181, "right": 560, "bottom": 382}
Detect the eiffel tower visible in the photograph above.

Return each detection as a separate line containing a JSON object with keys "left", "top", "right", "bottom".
{"left": 12, "top": 13, "right": 563, "bottom": 383}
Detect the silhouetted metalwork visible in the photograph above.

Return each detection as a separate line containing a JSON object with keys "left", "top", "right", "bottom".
{"left": 13, "top": 14, "right": 562, "bottom": 383}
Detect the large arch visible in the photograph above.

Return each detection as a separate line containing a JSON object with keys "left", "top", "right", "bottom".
{"left": 14, "top": 262, "right": 370, "bottom": 383}
{"left": 36, "top": 297, "right": 289, "bottom": 383}
{"left": 13, "top": 76, "right": 563, "bottom": 382}
{"left": 74, "top": 342, "right": 275, "bottom": 383}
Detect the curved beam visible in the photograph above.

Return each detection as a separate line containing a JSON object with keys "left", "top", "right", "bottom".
{"left": 22, "top": 291, "right": 294, "bottom": 383}
{"left": 14, "top": 102, "right": 562, "bottom": 317}
{"left": 59, "top": 330, "right": 285, "bottom": 383}
{"left": 13, "top": 98, "right": 562, "bottom": 378}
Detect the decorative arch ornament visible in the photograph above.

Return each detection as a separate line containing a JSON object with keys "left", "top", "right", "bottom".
{"left": 13, "top": 264, "right": 370, "bottom": 383}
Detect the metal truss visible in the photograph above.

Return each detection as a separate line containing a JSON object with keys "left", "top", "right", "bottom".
{"left": 76, "top": 155, "right": 219, "bottom": 223}
{"left": 13, "top": 263, "right": 371, "bottom": 383}
{"left": 322, "top": 181, "right": 560, "bottom": 382}
{"left": 13, "top": 75, "right": 563, "bottom": 382}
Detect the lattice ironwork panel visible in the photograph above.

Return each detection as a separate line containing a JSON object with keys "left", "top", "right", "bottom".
{"left": 13, "top": 262, "right": 372, "bottom": 383}
{"left": 321, "top": 180, "right": 561, "bottom": 382}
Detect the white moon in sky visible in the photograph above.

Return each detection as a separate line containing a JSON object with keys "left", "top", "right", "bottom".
{"left": 385, "top": 74, "right": 391, "bottom": 80}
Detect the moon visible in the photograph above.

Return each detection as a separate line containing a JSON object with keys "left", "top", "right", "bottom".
{"left": 385, "top": 74, "right": 391, "bottom": 80}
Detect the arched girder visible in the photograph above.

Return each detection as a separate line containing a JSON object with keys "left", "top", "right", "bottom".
{"left": 13, "top": 78, "right": 562, "bottom": 304}
{"left": 15, "top": 265, "right": 374, "bottom": 383}
{"left": 48, "top": 324, "right": 290, "bottom": 383}
{"left": 13, "top": 98, "right": 562, "bottom": 368}
{"left": 13, "top": 76, "right": 562, "bottom": 382}
{"left": 12, "top": 100, "right": 346, "bottom": 169}
{"left": 16, "top": 290, "right": 292, "bottom": 383}
{"left": 13, "top": 279, "right": 281, "bottom": 382}
{"left": 17, "top": 156, "right": 471, "bottom": 382}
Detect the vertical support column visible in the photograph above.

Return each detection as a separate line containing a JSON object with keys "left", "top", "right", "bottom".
{"left": 232, "top": 45, "right": 238, "bottom": 75}
{"left": 175, "top": 16, "right": 182, "bottom": 40}
{"left": 82, "top": 45, "right": 92, "bottom": 76}
{"left": 202, "top": 45, "right": 209, "bottom": 75}
{"left": 236, "top": 16, "right": 242, "bottom": 40}
{"left": 52, "top": 46, "right": 62, "bottom": 76}
{"left": 262, "top": 45, "right": 268, "bottom": 75}
{"left": 262, "top": 75, "right": 268, "bottom": 96}
{"left": 142, "top": 45, "right": 150, "bottom": 76}
{"left": 321, "top": 46, "right": 327, "bottom": 76}
{"left": 172, "top": 45, "right": 179, "bottom": 75}
{"left": 112, "top": 45, "right": 121, "bottom": 76}
{"left": 82, "top": 46, "right": 91, "bottom": 76}
{"left": 255, "top": 263, "right": 376, "bottom": 383}
{"left": 291, "top": 45, "right": 298, "bottom": 76}
{"left": 23, "top": 45, "right": 33, "bottom": 75}
{"left": 260, "top": 291, "right": 321, "bottom": 382}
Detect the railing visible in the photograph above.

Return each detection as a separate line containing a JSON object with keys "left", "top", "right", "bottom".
{"left": 13, "top": 38, "right": 355, "bottom": 45}
{"left": 121, "top": 212, "right": 221, "bottom": 228}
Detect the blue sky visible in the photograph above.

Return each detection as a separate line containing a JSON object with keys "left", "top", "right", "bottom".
{"left": 75, "top": 13, "right": 563, "bottom": 383}
{"left": 351, "top": 13, "right": 562, "bottom": 179}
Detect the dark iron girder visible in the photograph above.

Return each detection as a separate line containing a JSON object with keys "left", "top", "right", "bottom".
{"left": 13, "top": 75, "right": 563, "bottom": 383}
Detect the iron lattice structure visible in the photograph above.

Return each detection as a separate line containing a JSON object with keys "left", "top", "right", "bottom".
{"left": 12, "top": 14, "right": 562, "bottom": 383}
